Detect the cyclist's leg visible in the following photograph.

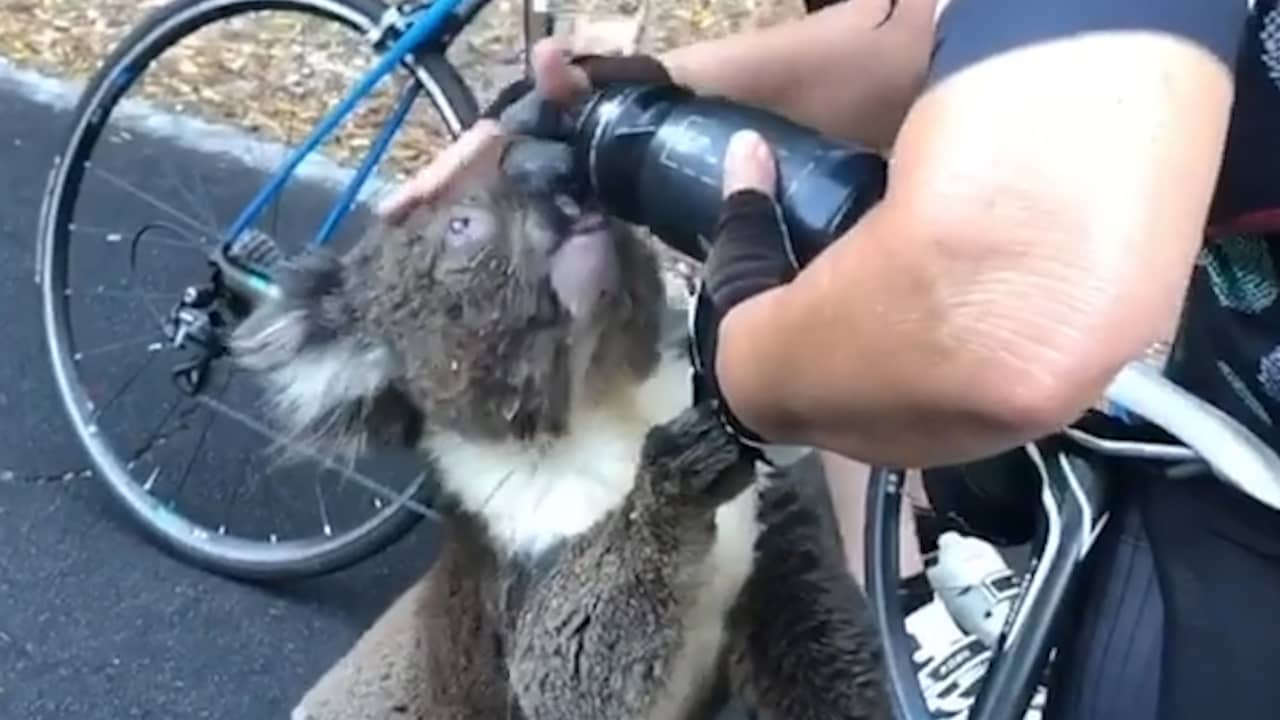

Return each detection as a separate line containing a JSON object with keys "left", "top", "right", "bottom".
{"left": 829, "top": 453, "right": 1044, "bottom": 716}
{"left": 1141, "top": 466, "right": 1280, "bottom": 718}
{"left": 1046, "top": 457, "right": 1280, "bottom": 720}
{"left": 820, "top": 452, "right": 928, "bottom": 586}
{"left": 1042, "top": 478, "right": 1163, "bottom": 720}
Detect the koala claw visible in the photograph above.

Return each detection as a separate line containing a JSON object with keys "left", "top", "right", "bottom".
{"left": 639, "top": 402, "right": 755, "bottom": 508}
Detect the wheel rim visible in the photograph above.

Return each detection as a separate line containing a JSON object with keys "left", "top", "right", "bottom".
{"left": 40, "top": 0, "right": 470, "bottom": 577}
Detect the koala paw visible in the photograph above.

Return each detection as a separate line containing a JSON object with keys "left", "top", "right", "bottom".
{"left": 639, "top": 403, "right": 755, "bottom": 509}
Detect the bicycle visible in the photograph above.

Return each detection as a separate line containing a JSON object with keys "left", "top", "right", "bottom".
{"left": 37, "top": 0, "right": 583, "bottom": 583}
{"left": 865, "top": 360, "right": 1280, "bottom": 719}
{"left": 35, "top": 0, "right": 1280, "bottom": 718}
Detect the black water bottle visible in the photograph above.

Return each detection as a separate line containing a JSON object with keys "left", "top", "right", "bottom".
{"left": 572, "top": 83, "right": 888, "bottom": 266}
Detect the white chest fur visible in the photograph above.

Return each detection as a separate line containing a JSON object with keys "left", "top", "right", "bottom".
{"left": 425, "top": 348, "right": 698, "bottom": 555}
{"left": 427, "top": 406, "right": 655, "bottom": 555}
{"left": 426, "top": 347, "right": 764, "bottom": 719}
{"left": 650, "top": 487, "right": 761, "bottom": 720}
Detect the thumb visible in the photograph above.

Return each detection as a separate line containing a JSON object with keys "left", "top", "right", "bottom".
{"left": 722, "top": 130, "right": 777, "bottom": 199}
{"left": 531, "top": 38, "right": 591, "bottom": 105}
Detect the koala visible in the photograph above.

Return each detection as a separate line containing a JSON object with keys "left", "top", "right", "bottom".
{"left": 229, "top": 160, "right": 889, "bottom": 720}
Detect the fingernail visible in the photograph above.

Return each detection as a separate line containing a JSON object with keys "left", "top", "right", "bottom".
{"left": 755, "top": 137, "right": 773, "bottom": 164}
{"left": 726, "top": 130, "right": 762, "bottom": 166}
{"left": 723, "top": 130, "right": 776, "bottom": 198}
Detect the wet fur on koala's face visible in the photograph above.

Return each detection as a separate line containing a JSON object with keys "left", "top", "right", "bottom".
{"left": 230, "top": 174, "right": 666, "bottom": 457}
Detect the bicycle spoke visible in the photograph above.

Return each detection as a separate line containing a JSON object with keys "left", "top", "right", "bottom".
{"left": 216, "top": 456, "right": 251, "bottom": 536}
{"left": 268, "top": 117, "right": 293, "bottom": 243}
{"left": 131, "top": 232, "right": 209, "bottom": 255}
{"left": 141, "top": 466, "right": 161, "bottom": 492}
{"left": 256, "top": 448, "right": 284, "bottom": 543}
{"left": 43, "top": 0, "right": 475, "bottom": 576}
{"left": 137, "top": 290, "right": 172, "bottom": 339}
{"left": 194, "top": 392, "right": 435, "bottom": 518}
{"left": 160, "top": 150, "right": 220, "bottom": 232}
{"left": 123, "top": 400, "right": 199, "bottom": 508}
{"left": 314, "top": 475, "right": 333, "bottom": 537}
{"left": 187, "top": 164, "right": 220, "bottom": 227}
{"left": 73, "top": 332, "right": 165, "bottom": 361}
{"left": 75, "top": 282, "right": 169, "bottom": 335}
{"left": 170, "top": 408, "right": 217, "bottom": 499}
{"left": 91, "top": 289, "right": 182, "bottom": 302}
{"left": 68, "top": 223, "right": 207, "bottom": 257}
{"left": 66, "top": 224, "right": 129, "bottom": 245}
{"left": 168, "top": 372, "right": 234, "bottom": 502}
{"left": 88, "top": 164, "right": 220, "bottom": 240}
{"left": 89, "top": 350, "right": 159, "bottom": 423}
{"left": 128, "top": 396, "right": 197, "bottom": 469}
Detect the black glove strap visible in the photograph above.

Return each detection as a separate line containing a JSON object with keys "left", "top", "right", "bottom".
{"left": 479, "top": 77, "right": 534, "bottom": 121}
{"left": 481, "top": 78, "right": 571, "bottom": 138}
{"left": 572, "top": 53, "right": 672, "bottom": 86}
{"left": 690, "top": 289, "right": 768, "bottom": 453}
{"left": 479, "top": 53, "right": 673, "bottom": 129}
{"left": 691, "top": 189, "right": 796, "bottom": 450}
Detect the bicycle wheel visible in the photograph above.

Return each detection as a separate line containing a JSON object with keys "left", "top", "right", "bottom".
{"left": 39, "top": 0, "right": 478, "bottom": 580}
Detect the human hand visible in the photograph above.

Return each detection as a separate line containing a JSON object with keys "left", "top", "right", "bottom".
{"left": 489, "top": 39, "right": 672, "bottom": 132}
{"left": 378, "top": 118, "right": 508, "bottom": 224}
{"left": 379, "top": 39, "right": 671, "bottom": 223}
{"left": 690, "top": 130, "right": 797, "bottom": 449}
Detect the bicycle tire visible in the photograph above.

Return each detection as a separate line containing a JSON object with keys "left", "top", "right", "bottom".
{"left": 39, "top": 0, "right": 478, "bottom": 581}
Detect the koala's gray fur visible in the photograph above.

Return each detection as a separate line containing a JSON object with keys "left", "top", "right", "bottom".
{"left": 508, "top": 404, "right": 758, "bottom": 720}
{"left": 230, "top": 167, "right": 889, "bottom": 720}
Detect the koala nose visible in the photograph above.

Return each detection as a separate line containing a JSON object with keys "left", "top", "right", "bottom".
{"left": 500, "top": 137, "right": 582, "bottom": 201}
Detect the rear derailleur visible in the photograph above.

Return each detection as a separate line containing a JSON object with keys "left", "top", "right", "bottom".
{"left": 162, "top": 230, "right": 283, "bottom": 397}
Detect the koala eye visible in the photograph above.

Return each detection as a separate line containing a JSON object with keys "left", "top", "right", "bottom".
{"left": 443, "top": 206, "right": 497, "bottom": 252}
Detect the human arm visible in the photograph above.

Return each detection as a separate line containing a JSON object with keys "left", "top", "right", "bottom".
{"left": 381, "top": 1, "right": 936, "bottom": 220}
{"left": 709, "top": 0, "right": 1248, "bottom": 467}
{"left": 657, "top": 0, "right": 934, "bottom": 150}
{"left": 527, "top": 0, "right": 936, "bottom": 149}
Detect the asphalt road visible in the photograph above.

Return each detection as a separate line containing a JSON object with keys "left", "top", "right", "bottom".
{"left": 0, "top": 84, "right": 437, "bottom": 718}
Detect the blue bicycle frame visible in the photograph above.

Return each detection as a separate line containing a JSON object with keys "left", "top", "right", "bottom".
{"left": 220, "top": 0, "right": 491, "bottom": 293}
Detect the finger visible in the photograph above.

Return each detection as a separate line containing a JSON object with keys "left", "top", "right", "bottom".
{"left": 378, "top": 120, "right": 506, "bottom": 223}
{"left": 531, "top": 38, "right": 591, "bottom": 104}
{"left": 722, "top": 130, "right": 778, "bottom": 199}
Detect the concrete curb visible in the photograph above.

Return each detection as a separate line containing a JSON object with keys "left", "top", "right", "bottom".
{"left": 292, "top": 578, "right": 434, "bottom": 720}
{"left": 0, "top": 56, "right": 392, "bottom": 201}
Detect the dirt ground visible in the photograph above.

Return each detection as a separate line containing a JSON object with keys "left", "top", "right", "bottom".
{"left": 0, "top": 0, "right": 806, "bottom": 176}
{"left": 1, "top": 0, "right": 807, "bottom": 281}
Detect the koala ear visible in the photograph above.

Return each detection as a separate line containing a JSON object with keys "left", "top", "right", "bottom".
{"left": 230, "top": 250, "right": 411, "bottom": 458}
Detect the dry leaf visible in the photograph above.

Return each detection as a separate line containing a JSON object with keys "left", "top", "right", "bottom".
{"left": 3, "top": 0, "right": 805, "bottom": 175}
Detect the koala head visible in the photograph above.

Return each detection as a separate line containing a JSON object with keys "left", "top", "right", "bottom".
{"left": 230, "top": 169, "right": 666, "bottom": 460}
